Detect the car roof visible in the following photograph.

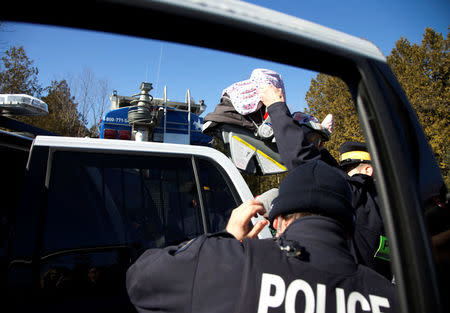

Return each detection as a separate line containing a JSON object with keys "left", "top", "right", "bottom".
{"left": 151, "top": 0, "right": 385, "bottom": 61}
{"left": 2, "top": 0, "right": 377, "bottom": 77}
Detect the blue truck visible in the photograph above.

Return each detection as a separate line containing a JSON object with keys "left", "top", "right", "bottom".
{"left": 99, "top": 82, "right": 212, "bottom": 146}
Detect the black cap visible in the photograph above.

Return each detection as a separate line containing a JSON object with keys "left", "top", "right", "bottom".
{"left": 268, "top": 160, "right": 355, "bottom": 232}
{"left": 338, "top": 141, "right": 371, "bottom": 168}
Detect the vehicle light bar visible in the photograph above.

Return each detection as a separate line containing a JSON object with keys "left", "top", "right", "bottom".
{"left": 0, "top": 94, "right": 49, "bottom": 116}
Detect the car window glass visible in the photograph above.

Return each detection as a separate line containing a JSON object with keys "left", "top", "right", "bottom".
{"left": 0, "top": 145, "right": 29, "bottom": 259}
{"left": 38, "top": 248, "right": 134, "bottom": 313}
{"left": 3, "top": 9, "right": 449, "bottom": 313}
{"left": 43, "top": 151, "right": 204, "bottom": 258}
{"left": 196, "top": 157, "right": 240, "bottom": 233}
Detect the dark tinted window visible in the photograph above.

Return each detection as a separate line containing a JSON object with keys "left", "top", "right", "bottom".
{"left": 9, "top": 150, "right": 242, "bottom": 312}
{"left": 38, "top": 248, "right": 134, "bottom": 313}
{"left": 0, "top": 145, "right": 29, "bottom": 260}
{"left": 43, "top": 151, "right": 204, "bottom": 258}
{"left": 196, "top": 157, "right": 240, "bottom": 233}
{"left": 23, "top": 150, "right": 232, "bottom": 312}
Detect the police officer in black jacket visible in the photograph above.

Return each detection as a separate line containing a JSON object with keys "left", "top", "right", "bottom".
{"left": 126, "top": 160, "right": 396, "bottom": 313}
{"left": 338, "top": 141, "right": 391, "bottom": 277}
{"left": 259, "top": 84, "right": 392, "bottom": 280}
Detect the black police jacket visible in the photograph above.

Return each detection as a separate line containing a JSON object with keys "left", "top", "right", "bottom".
{"left": 349, "top": 173, "right": 391, "bottom": 279}
{"left": 267, "top": 102, "right": 391, "bottom": 280}
{"left": 126, "top": 217, "right": 396, "bottom": 313}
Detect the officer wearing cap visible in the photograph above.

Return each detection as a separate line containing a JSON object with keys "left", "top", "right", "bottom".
{"left": 339, "top": 141, "right": 373, "bottom": 175}
{"left": 126, "top": 160, "right": 396, "bottom": 313}
{"left": 338, "top": 141, "right": 390, "bottom": 279}
{"left": 260, "top": 84, "right": 391, "bottom": 280}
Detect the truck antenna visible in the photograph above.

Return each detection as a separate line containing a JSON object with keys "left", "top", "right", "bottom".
{"left": 155, "top": 44, "right": 163, "bottom": 96}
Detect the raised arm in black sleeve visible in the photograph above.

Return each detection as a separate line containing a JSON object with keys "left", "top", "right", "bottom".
{"left": 267, "top": 101, "right": 339, "bottom": 170}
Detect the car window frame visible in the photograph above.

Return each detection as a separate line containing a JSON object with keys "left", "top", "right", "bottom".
{"left": 2, "top": 1, "right": 446, "bottom": 312}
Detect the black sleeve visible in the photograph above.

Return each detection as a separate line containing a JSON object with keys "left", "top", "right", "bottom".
{"left": 126, "top": 237, "right": 206, "bottom": 312}
{"left": 320, "top": 148, "right": 340, "bottom": 168}
{"left": 192, "top": 233, "right": 246, "bottom": 312}
{"left": 126, "top": 233, "right": 245, "bottom": 313}
{"left": 267, "top": 102, "right": 338, "bottom": 170}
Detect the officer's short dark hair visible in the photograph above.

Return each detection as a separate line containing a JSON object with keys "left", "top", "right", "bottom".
{"left": 282, "top": 212, "right": 321, "bottom": 221}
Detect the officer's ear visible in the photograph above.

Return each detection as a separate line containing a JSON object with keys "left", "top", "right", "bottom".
{"left": 273, "top": 216, "right": 285, "bottom": 237}
{"left": 362, "top": 164, "right": 374, "bottom": 176}
{"left": 273, "top": 217, "right": 279, "bottom": 230}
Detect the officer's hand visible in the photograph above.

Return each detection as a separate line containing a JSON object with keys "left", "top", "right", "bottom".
{"left": 260, "top": 84, "right": 285, "bottom": 108}
{"left": 226, "top": 200, "right": 269, "bottom": 241}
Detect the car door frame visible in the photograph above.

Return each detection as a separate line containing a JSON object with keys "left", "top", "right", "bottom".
{"left": 2, "top": 1, "right": 446, "bottom": 312}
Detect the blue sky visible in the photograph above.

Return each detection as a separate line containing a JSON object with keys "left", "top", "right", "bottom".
{"left": 1, "top": 0, "right": 449, "bottom": 125}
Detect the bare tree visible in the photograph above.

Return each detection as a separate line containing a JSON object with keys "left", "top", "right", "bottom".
{"left": 78, "top": 68, "right": 95, "bottom": 136}
{"left": 69, "top": 68, "right": 111, "bottom": 137}
{"left": 91, "top": 77, "right": 110, "bottom": 137}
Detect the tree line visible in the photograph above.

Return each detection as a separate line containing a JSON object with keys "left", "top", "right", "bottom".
{"left": 0, "top": 46, "right": 109, "bottom": 137}
{"left": 1, "top": 27, "right": 448, "bottom": 189}
{"left": 246, "top": 27, "right": 449, "bottom": 192}
{"left": 306, "top": 27, "right": 449, "bottom": 188}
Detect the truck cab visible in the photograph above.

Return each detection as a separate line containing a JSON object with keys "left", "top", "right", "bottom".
{"left": 99, "top": 82, "right": 211, "bottom": 146}
{"left": 1, "top": 95, "right": 266, "bottom": 312}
